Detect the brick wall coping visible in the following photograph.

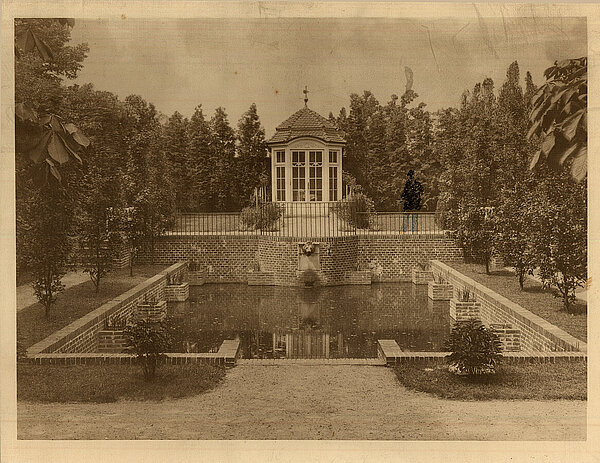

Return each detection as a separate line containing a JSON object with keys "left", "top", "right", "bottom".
{"left": 430, "top": 260, "right": 587, "bottom": 353}
{"left": 26, "top": 261, "right": 189, "bottom": 357}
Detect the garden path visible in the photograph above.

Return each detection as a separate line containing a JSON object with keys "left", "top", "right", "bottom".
{"left": 18, "top": 364, "right": 586, "bottom": 440}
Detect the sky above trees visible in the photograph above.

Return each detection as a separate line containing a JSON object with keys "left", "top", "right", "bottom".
{"left": 70, "top": 16, "right": 586, "bottom": 134}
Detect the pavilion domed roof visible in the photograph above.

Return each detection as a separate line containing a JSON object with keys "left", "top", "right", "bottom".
{"left": 267, "top": 107, "right": 346, "bottom": 145}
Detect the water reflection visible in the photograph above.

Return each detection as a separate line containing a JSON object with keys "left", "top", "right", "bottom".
{"left": 167, "top": 283, "right": 451, "bottom": 358}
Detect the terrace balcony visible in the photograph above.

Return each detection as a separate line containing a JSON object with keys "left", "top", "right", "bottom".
{"left": 166, "top": 200, "right": 445, "bottom": 240}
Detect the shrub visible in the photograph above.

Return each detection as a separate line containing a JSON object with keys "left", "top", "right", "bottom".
{"left": 124, "top": 319, "right": 172, "bottom": 381}
{"left": 444, "top": 319, "right": 502, "bottom": 375}
{"left": 240, "top": 202, "right": 283, "bottom": 231}
{"left": 333, "top": 194, "right": 375, "bottom": 229}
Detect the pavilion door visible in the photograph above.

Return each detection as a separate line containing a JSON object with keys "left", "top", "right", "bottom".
{"left": 308, "top": 151, "right": 323, "bottom": 202}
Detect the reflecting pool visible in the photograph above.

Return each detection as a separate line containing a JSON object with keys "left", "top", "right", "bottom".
{"left": 167, "top": 283, "right": 451, "bottom": 358}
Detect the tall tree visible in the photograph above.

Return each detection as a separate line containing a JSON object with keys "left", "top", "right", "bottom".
{"left": 235, "top": 103, "right": 268, "bottom": 207}
{"left": 61, "top": 84, "right": 129, "bottom": 290}
{"left": 187, "top": 105, "right": 213, "bottom": 211}
{"left": 123, "top": 95, "right": 176, "bottom": 263}
{"left": 22, "top": 180, "right": 75, "bottom": 316}
{"left": 15, "top": 18, "right": 88, "bottom": 300}
{"left": 210, "top": 107, "right": 236, "bottom": 211}
{"left": 164, "top": 111, "right": 192, "bottom": 211}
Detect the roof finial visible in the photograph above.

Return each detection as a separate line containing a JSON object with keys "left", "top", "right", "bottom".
{"left": 303, "top": 85, "right": 309, "bottom": 107}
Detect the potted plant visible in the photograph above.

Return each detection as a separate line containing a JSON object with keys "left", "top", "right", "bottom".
{"left": 427, "top": 273, "right": 453, "bottom": 300}
{"left": 411, "top": 261, "right": 433, "bottom": 285}
{"left": 165, "top": 271, "right": 189, "bottom": 302}
{"left": 449, "top": 288, "right": 481, "bottom": 321}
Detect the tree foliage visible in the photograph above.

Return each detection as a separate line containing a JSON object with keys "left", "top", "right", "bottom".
{"left": 529, "top": 169, "right": 587, "bottom": 312}
{"left": 235, "top": 103, "right": 269, "bottom": 207}
{"left": 528, "top": 57, "right": 587, "bottom": 181}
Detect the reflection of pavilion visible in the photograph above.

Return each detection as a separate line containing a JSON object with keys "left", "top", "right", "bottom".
{"left": 272, "top": 330, "right": 352, "bottom": 359}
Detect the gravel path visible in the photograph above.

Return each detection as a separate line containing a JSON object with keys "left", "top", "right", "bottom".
{"left": 18, "top": 365, "right": 586, "bottom": 440}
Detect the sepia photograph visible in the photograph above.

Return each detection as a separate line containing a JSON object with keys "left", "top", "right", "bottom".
{"left": 1, "top": 1, "right": 598, "bottom": 461}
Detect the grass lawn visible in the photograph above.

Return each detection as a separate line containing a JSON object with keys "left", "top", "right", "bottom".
{"left": 17, "top": 363, "right": 225, "bottom": 403}
{"left": 17, "top": 265, "right": 166, "bottom": 349}
{"left": 395, "top": 361, "right": 586, "bottom": 401}
{"left": 448, "top": 262, "right": 587, "bottom": 342}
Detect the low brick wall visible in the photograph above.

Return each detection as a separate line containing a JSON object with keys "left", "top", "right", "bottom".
{"left": 430, "top": 260, "right": 586, "bottom": 353}
{"left": 382, "top": 351, "right": 587, "bottom": 365}
{"left": 26, "top": 261, "right": 188, "bottom": 356}
{"left": 98, "top": 329, "right": 127, "bottom": 353}
{"left": 491, "top": 324, "right": 522, "bottom": 352}
{"left": 28, "top": 339, "right": 241, "bottom": 367}
{"left": 137, "top": 234, "right": 462, "bottom": 286}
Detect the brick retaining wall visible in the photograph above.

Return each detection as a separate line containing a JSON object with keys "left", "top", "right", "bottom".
{"left": 138, "top": 235, "right": 463, "bottom": 286}
{"left": 26, "top": 262, "right": 188, "bottom": 356}
{"left": 430, "top": 260, "right": 586, "bottom": 353}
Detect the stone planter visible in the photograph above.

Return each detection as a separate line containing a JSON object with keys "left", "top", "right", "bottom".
{"left": 98, "top": 329, "right": 127, "bottom": 353}
{"left": 166, "top": 282, "right": 189, "bottom": 302}
{"left": 491, "top": 323, "right": 522, "bottom": 352}
{"left": 428, "top": 282, "right": 453, "bottom": 301}
{"left": 412, "top": 268, "right": 433, "bottom": 285}
{"left": 134, "top": 300, "right": 167, "bottom": 322}
{"left": 449, "top": 299, "right": 481, "bottom": 321}
{"left": 188, "top": 269, "right": 206, "bottom": 286}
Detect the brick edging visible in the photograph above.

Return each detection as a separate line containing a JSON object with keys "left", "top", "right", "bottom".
{"left": 383, "top": 351, "right": 587, "bottom": 366}
{"left": 26, "top": 339, "right": 241, "bottom": 366}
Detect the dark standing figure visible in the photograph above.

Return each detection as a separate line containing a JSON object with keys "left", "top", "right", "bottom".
{"left": 400, "top": 170, "right": 424, "bottom": 233}
{"left": 400, "top": 170, "right": 424, "bottom": 211}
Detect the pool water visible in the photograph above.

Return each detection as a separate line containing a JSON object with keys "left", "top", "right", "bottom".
{"left": 167, "top": 283, "right": 451, "bottom": 359}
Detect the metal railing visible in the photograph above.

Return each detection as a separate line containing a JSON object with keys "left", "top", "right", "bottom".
{"left": 167, "top": 201, "right": 444, "bottom": 239}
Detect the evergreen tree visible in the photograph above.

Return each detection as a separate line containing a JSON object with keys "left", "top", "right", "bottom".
{"left": 210, "top": 107, "right": 237, "bottom": 211}
{"left": 164, "top": 111, "right": 191, "bottom": 211}
{"left": 187, "top": 105, "right": 213, "bottom": 211}
{"left": 235, "top": 103, "right": 268, "bottom": 207}
{"left": 123, "top": 95, "right": 175, "bottom": 264}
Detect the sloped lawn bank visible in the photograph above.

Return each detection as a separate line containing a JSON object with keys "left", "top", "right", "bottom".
{"left": 447, "top": 262, "right": 587, "bottom": 342}
{"left": 18, "top": 363, "right": 225, "bottom": 403}
{"left": 394, "top": 361, "right": 586, "bottom": 400}
{"left": 18, "top": 265, "right": 166, "bottom": 349}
